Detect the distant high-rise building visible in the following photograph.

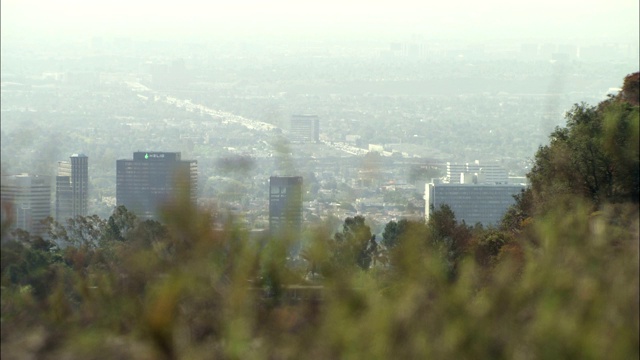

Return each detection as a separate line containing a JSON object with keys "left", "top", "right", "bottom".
{"left": 56, "top": 154, "right": 88, "bottom": 221}
{"left": 446, "top": 163, "right": 464, "bottom": 183}
{"left": 290, "top": 115, "right": 320, "bottom": 143}
{"left": 55, "top": 164, "right": 73, "bottom": 222}
{"left": 446, "top": 161, "right": 508, "bottom": 184}
{"left": 116, "top": 151, "right": 197, "bottom": 219}
{"left": 269, "top": 176, "right": 303, "bottom": 236}
{"left": 477, "top": 165, "right": 509, "bottom": 185}
{"left": 1, "top": 174, "right": 51, "bottom": 234}
{"left": 425, "top": 182, "right": 524, "bottom": 226}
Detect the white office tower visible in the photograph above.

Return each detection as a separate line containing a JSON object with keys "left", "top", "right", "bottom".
{"left": 290, "top": 115, "right": 320, "bottom": 143}
{"left": 446, "top": 161, "right": 508, "bottom": 184}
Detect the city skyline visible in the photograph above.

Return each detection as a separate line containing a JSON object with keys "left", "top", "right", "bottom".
{"left": 0, "top": 0, "right": 637, "bottom": 355}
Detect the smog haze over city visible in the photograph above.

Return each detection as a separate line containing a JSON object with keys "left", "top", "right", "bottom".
{"left": 2, "top": 0, "right": 639, "bottom": 41}
{"left": 3, "top": 0, "right": 638, "bottom": 220}
{"left": 2, "top": 0, "right": 640, "bottom": 358}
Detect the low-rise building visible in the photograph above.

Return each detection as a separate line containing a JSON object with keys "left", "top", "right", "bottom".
{"left": 425, "top": 182, "right": 525, "bottom": 226}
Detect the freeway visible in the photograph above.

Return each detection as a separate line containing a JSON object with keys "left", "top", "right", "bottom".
{"left": 127, "top": 81, "right": 278, "bottom": 132}
{"left": 125, "top": 81, "right": 411, "bottom": 158}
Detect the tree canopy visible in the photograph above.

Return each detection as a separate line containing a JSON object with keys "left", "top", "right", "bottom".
{"left": 514, "top": 72, "right": 639, "bottom": 223}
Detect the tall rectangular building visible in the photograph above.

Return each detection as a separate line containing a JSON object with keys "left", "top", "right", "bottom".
{"left": 290, "top": 114, "right": 320, "bottom": 143}
{"left": 446, "top": 161, "right": 508, "bottom": 185}
{"left": 1, "top": 174, "right": 51, "bottom": 234}
{"left": 269, "top": 176, "right": 303, "bottom": 235}
{"left": 425, "top": 183, "right": 525, "bottom": 226}
{"left": 56, "top": 154, "right": 88, "bottom": 221}
{"left": 116, "top": 151, "right": 197, "bottom": 219}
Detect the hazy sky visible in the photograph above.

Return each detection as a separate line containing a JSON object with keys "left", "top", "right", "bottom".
{"left": 2, "top": 0, "right": 639, "bottom": 44}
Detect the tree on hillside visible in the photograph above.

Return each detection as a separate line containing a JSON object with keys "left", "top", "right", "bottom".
{"left": 426, "top": 204, "right": 473, "bottom": 279}
{"left": 65, "top": 215, "right": 107, "bottom": 248}
{"left": 500, "top": 188, "right": 534, "bottom": 235}
{"left": 525, "top": 73, "right": 639, "bottom": 213}
{"left": 1, "top": 229, "right": 64, "bottom": 300}
{"left": 382, "top": 219, "right": 408, "bottom": 249}
{"left": 103, "top": 205, "right": 138, "bottom": 242}
{"left": 620, "top": 72, "right": 639, "bottom": 105}
{"left": 427, "top": 204, "right": 458, "bottom": 243}
{"left": 331, "top": 216, "right": 374, "bottom": 271}
{"left": 382, "top": 219, "right": 429, "bottom": 250}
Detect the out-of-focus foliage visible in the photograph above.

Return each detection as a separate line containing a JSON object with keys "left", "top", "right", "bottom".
{"left": 1, "top": 73, "right": 638, "bottom": 359}
{"left": 2, "top": 197, "right": 637, "bottom": 359}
